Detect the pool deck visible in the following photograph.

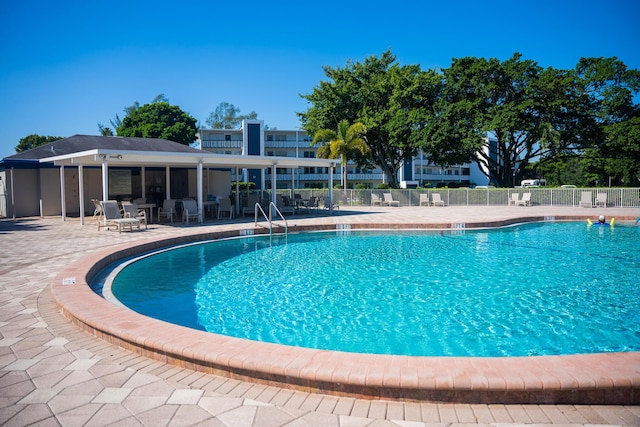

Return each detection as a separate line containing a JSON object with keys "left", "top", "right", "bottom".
{"left": 2, "top": 205, "right": 640, "bottom": 426}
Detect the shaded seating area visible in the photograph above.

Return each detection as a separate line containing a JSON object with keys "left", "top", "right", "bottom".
{"left": 580, "top": 191, "right": 593, "bottom": 208}
{"left": 321, "top": 196, "right": 339, "bottom": 212}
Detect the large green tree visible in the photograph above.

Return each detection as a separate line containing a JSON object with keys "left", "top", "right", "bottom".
{"left": 117, "top": 101, "right": 197, "bottom": 145}
{"left": 206, "top": 102, "right": 258, "bottom": 129}
{"left": 299, "top": 50, "right": 441, "bottom": 188}
{"left": 312, "top": 120, "right": 369, "bottom": 189}
{"left": 15, "top": 134, "right": 64, "bottom": 153}
{"left": 419, "top": 53, "right": 596, "bottom": 187}
{"left": 576, "top": 57, "right": 640, "bottom": 186}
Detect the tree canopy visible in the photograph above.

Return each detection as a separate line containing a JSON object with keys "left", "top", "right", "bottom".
{"left": 300, "top": 50, "right": 639, "bottom": 187}
{"left": 299, "top": 49, "right": 441, "bottom": 188}
{"left": 205, "top": 102, "right": 258, "bottom": 129}
{"left": 116, "top": 101, "right": 197, "bottom": 145}
{"left": 15, "top": 134, "right": 64, "bottom": 153}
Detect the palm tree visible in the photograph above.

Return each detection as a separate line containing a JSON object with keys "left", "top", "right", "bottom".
{"left": 312, "top": 120, "right": 369, "bottom": 189}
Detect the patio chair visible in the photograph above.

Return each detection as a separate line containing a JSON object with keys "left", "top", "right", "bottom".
{"left": 431, "top": 193, "right": 445, "bottom": 207}
{"left": 579, "top": 191, "right": 593, "bottom": 208}
{"left": 382, "top": 193, "right": 400, "bottom": 207}
{"left": 307, "top": 196, "right": 319, "bottom": 212}
{"left": 508, "top": 193, "right": 520, "bottom": 206}
{"left": 121, "top": 201, "right": 147, "bottom": 229}
{"left": 371, "top": 193, "right": 382, "bottom": 206}
{"left": 243, "top": 193, "right": 261, "bottom": 216}
{"left": 515, "top": 192, "right": 532, "bottom": 206}
{"left": 419, "top": 194, "right": 430, "bottom": 206}
{"left": 217, "top": 197, "right": 234, "bottom": 219}
{"left": 275, "top": 195, "right": 295, "bottom": 216}
{"left": 158, "top": 199, "right": 176, "bottom": 222}
{"left": 91, "top": 199, "right": 103, "bottom": 221}
{"left": 321, "top": 196, "right": 339, "bottom": 212}
{"left": 181, "top": 199, "right": 200, "bottom": 224}
{"left": 595, "top": 193, "right": 607, "bottom": 208}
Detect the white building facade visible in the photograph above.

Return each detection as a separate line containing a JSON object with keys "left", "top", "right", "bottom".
{"left": 198, "top": 120, "right": 489, "bottom": 189}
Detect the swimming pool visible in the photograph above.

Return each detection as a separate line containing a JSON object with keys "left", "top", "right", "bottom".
{"left": 107, "top": 222, "right": 640, "bottom": 357}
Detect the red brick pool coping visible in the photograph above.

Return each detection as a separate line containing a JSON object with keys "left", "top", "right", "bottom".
{"left": 51, "top": 216, "right": 640, "bottom": 404}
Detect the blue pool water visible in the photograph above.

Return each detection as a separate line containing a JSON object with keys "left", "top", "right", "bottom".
{"left": 108, "top": 222, "right": 640, "bottom": 357}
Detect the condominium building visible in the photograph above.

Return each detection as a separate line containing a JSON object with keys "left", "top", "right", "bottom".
{"left": 198, "top": 120, "right": 488, "bottom": 189}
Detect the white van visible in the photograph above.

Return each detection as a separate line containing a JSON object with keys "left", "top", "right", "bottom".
{"left": 521, "top": 179, "right": 546, "bottom": 188}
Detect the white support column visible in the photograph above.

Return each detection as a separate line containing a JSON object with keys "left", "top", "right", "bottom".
{"left": 197, "top": 161, "right": 203, "bottom": 223}
{"left": 78, "top": 164, "right": 85, "bottom": 225}
{"left": 165, "top": 165, "right": 171, "bottom": 200}
{"left": 59, "top": 166, "right": 66, "bottom": 221}
{"left": 235, "top": 169, "right": 240, "bottom": 215}
{"left": 101, "top": 158, "right": 109, "bottom": 202}
{"left": 271, "top": 164, "right": 277, "bottom": 209}
{"left": 328, "top": 165, "right": 334, "bottom": 215}
{"left": 10, "top": 168, "right": 16, "bottom": 220}
{"left": 141, "top": 166, "right": 146, "bottom": 200}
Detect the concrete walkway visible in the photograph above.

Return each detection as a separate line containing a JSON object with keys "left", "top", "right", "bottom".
{"left": 1, "top": 205, "right": 639, "bottom": 426}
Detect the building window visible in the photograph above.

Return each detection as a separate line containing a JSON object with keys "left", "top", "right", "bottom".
{"left": 225, "top": 135, "right": 231, "bottom": 141}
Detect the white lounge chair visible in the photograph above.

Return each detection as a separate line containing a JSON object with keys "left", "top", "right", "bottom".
{"left": 382, "top": 193, "right": 400, "bottom": 207}
{"left": 158, "top": 199, "right": 176, "bottom": 222}
{"left": 595, "top": 193, "right": 607, "bottom": 208}
{"left": 371, "top": 193, "right": 382, "bottom": 206}
{"left": 99, "top": 200, "right": 140, "bottom": 232}
{"left": 181, "top": 199, "right": 200, "bottom": 224}
{"left": 321, "top": 196, "right": 339, "bottom": 212}
{"left": 432, "top": 193, "right": 445, "bottom": 207}
{"left": 515, "top": 192, "right": 532, "bottom": 206}
{"left": 579, "top": 191, "right": 593, "bottom": 208}
{"left": 419, "top": 194, "right": 430, "bottom": 206}
{"left": 508, "top": 193, "right": 520, "bottom": 206}
{"left": 121, "top": 201, "right": 147, "bottom": 229}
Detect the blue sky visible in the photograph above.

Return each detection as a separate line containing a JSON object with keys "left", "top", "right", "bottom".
{"left": 1, "top": 0, "right": 639, "bottom": 158}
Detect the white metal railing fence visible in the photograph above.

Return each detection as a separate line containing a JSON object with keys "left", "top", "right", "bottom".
{"left": 253, "top": 188, "right": 640, "bottom": 208}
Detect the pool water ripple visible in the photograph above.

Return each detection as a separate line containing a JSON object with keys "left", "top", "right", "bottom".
{"left": 110, "top": 222, "right": 640, "bottom": 357}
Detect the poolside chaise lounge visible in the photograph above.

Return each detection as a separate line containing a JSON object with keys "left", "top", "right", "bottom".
{"left": 580, "top": 191, "right": 593, "bottom": 208}
{"left": 382, "top": 193, "right": 400, "bottom": 207}
{"left": 181, "top": 199, "right": 200, "bottom": 224}
{"left": 371, "top": 193, "right": 382, "bottom": 206}
{"left": 595, "top": 192, "right": 607, "bottom": 208}
{"left": 508, "top": 193, "right": 520, "bottom": 206}
{"left": 99, "top": 200, "right": 140, "bottom": 232}
{"left": 419, "top": 194, "right": 430, "bottom": 206}
{"left": 515, "top": 192, "right": 532, "bottom": 207}
{"left": 431, "top": 193, "right": 445, "bottom": 206}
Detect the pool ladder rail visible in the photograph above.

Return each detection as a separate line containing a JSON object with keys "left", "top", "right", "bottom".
{"left": 254, "top": 202, "right": 288, "bottom": 240}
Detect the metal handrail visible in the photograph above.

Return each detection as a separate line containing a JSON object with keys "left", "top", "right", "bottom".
{"left": 253, "top": 202, "right": 288, "bottom": 239}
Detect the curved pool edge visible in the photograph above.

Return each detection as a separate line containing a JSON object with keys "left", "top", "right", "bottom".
{"left": 51, "top": 216, "right": 640, "bottom": 404}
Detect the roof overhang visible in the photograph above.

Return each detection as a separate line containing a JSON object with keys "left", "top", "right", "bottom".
{"left": 38, "top": 149, "right": 339, "bottom": 169}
